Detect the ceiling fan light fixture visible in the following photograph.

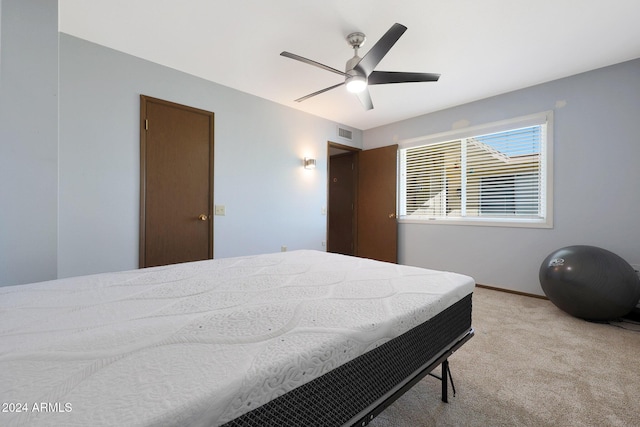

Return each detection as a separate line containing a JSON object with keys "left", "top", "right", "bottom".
{"left": 346, "top": 75, "right": 367, "bottom": 93}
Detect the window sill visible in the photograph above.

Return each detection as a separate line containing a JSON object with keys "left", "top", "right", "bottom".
{"left": 398, "top": 217, "right": 553, "bottom": 229}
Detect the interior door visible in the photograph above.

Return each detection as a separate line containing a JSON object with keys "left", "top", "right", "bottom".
{"left": 328, "top": 151, "right": 357, "bottom": 255}
{"left": 356, "top": 145, "right": 398, "bottom": 263}
{"left": 140, "top": 95, "right": 214, "bottom": 268}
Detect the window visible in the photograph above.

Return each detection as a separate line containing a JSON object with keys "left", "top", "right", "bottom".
{"left": 399, "top": 112, "right": 553, "bottom": 228}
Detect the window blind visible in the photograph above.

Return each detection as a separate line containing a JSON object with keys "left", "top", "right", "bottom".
{"left": 399, "top": 122, "right": 547, "bottom": 224}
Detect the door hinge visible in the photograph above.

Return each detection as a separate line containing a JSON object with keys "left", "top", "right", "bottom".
{"left": 145, "top": 119, "right": 149, "bottom": 130}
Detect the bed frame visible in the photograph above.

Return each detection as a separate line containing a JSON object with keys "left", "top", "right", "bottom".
{"left": 223, "top": 293, "right": 473, "bottom": 427}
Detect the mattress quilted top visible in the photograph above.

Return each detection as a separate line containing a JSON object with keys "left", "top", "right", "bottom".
{"left": 0, "top": 250, "right": 474, "bottom": 426}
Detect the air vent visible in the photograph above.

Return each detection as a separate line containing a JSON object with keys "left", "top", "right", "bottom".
{"left": 337, "top": 127, "right": 353, "bottom": 141}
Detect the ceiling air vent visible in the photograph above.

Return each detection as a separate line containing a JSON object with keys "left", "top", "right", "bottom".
{"left": 337, "top": 126, "right": 353, "bottom": 141}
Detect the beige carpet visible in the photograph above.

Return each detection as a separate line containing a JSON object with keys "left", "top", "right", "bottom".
{"left": 368, "top": 287, "right": 640, "bottom": 427}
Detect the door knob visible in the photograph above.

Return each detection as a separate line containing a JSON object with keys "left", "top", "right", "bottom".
{"left": 388, "top": 213, "right": 396, "bottom": 218}
{"left": 198, "top": 214, "right": 208, "bottom": 221}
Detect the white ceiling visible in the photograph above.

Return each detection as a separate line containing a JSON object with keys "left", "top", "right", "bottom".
{"left": 59, "top": 0, "right": 640, "bottom": 130}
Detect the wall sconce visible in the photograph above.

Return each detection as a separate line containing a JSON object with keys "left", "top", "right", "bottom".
{"left": 303, "top": 157, "right": 316, "bottom": 169}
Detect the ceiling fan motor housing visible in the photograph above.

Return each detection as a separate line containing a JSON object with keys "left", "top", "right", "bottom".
{"left": 345, "top": 55, "right": 366, "bottom": 92}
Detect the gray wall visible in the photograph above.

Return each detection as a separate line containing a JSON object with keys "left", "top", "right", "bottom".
{"left": 57, "top": 34, "right": 362, "bottom": 279}
{"left": 364, "top": 58, "right": 640, "bottom": 295}
{"left": 0, "top": 0, "right": 59, "bottom": 286}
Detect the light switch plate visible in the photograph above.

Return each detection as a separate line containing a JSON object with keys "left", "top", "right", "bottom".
{"left": 214, "top": 205, "right": 225, "bottom": 216}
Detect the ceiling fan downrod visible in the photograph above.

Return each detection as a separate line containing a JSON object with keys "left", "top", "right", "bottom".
{"left": 345, "top": 32, "right": 367, "bottom": 92}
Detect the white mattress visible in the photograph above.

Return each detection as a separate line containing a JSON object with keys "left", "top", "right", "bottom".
{"left": 0, "top": 250, "right": 474, "bottom": 427}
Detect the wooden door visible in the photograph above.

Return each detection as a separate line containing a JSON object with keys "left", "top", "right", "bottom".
{"left": 140, "top": 96, "right": 214, "bottom": 268}
{"left": 357, "top": 145, "right": 398, "bottom": 263}
{"left": 328, "top": 151, "right": 357, "bottom": 255}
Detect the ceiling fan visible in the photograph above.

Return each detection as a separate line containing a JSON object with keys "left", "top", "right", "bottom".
{"left": 280, "top": 23, "right": 440, "bottom": 110}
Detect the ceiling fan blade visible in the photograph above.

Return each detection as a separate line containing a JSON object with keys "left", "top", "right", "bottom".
{"left": 354, "top": 23, "right": 407, "bottom": 77}
{"left": 355, "top": 88, "right": 374, "bottom": 110}
{"left": 294, "top": 82, "right": 345, "bottom": 103}
{"left": 368, "top": 71, "right": 441, "bottom": 85}
{"left": 280, "top": 51, "right": 348, "bottom": 77}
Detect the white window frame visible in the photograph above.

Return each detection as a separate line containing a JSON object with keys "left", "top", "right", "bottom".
{"left": 398, "top": 111, "right": 553, "bottom": 228}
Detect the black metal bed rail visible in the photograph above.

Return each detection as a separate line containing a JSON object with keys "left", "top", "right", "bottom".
{"left": 350, "top": 328, "right": 474, "bottom": 427}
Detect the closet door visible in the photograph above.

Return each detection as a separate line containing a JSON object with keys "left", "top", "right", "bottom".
{"left": 140, "top": 95, "right": 214, "bottom": 268}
